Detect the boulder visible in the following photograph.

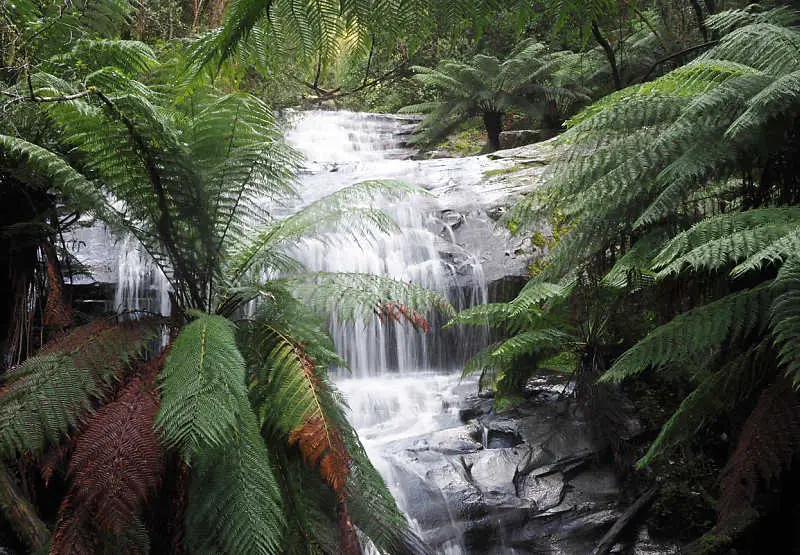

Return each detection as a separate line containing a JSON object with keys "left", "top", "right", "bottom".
{"left": 498, "top": 129, "right": 557, "bottom": 149}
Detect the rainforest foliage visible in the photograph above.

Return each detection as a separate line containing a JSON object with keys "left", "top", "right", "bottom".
{"left": 2, "top": 0, "right": 800, "bottom": 553}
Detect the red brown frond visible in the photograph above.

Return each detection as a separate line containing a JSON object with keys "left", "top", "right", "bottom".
{"left": 50, "top": 507, "right": 99, "bottom": 555}
{"left": 290, "top": 354, "right": 350, "bottom": 493}
{"left": 718, "top": 377, "right": 800, "bottom": 529}
{"left": 42, "top": 316, "right": 162, "bottom": 390}
{"left": 51, "top": 369, "right": 164, "bottom": 553}
{"left": 286, "top": 350, "right": 359, "bottom": 554}
{"left": 376, "top": 302, "right": 430, "bottom": 333}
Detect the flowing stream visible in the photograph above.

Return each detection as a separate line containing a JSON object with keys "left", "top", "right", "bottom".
{"left": 284, "top": 111, "right": 491, "bottom": 552}
{"left": 70, "top": 109, "right": 517, "bottom": 552}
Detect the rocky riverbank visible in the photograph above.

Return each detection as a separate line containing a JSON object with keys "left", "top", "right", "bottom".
{"left": 377, "top": 370, "right": 681, "bottom": 554}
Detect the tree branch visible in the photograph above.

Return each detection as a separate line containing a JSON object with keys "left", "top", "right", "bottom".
{"left": 591, "top": 21, "right": 622, "bottom": 91}
{"left": 637, "top": 40, "right": 718, "bottom": 83}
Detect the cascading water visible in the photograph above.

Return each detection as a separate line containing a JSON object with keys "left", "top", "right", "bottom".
{"left": 69, "top": 109, "right": 502, "bottom": 553}
{"left": 285, "top": 110, "right": 491, "bottom": 552}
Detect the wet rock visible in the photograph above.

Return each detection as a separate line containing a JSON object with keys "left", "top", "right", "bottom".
{"left": 498, "top": 129, "right": 556, "bottom": 149}
{"left": 406, "top": 424, "right": 484, "bottom": 455}
{"left": 631, "top": 526, "right": 682, "bottom": 555}
{"left": 467, "top": 446, "right": 530, "bottom": 497}
{"left": 458, "top": 395, "right": 493, "bottom": 422}
{"left": 410, "top": 149, "right": 454, "bottom": 160}
{"left": 519, "top": 472, "right": 565, "bottom": 511}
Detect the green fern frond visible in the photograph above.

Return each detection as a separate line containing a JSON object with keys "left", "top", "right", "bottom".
{"left": 491, "top": 329, "right": 573, "bottom": 363}
{"left": 602, "top": 231, "right": 665, "bottom": 290}
{"left": 49, "top": 39, "right": 157, "bottom": 76}
{"left": 508, "top": 282, "right": 567, "bottom": 318}
{"left": 653, "top": 209, "right": 800, "bottom": 277}
{"left": 0, "top": 318, "right": 161, "bottom": 458}
{"left": 252, "top": 337, "right": 347, "bottom": 439}
{"left": 637, "top": 343, "right": 771, "bottom": 468}
{"left": 770, "top": 256, "right": 800, "bottom": 386}
{"left": 282, "top": 272, "right": 453, "bottom": 324}
{"left": 228, "top": 180, "right": 423, "bottom": 281}
{"left": 601, "top": 286, "right": 774, "bottom": 383}
{"left": 0, "top": 355, "right": 93, "bottom": 459}
{"left": 155, "top": 314, "right": 249, "bottom": 457}
{"left": 730, "top": 227, "right": 800, "bottom": 277}
{"left": 185, "top": 402, "right": 285, "bottom": 555}
{"left": 445, "top": 303, "right": 512, "bottom": 329}
{"left": 0, "top": 134, "right": 107, "bottom": 217}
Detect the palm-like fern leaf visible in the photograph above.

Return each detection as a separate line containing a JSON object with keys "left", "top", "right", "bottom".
{"left": 0, "top": 317, "right": 161, "bottom": 458}
{"left": 770, "top": 256, "right": 800, "bottom": 386}
{"left": 184, "top": 402, "right": 285, "bottom": 555}
{"left": 283, "top": 272, "right": 452, "bottom": 324}
{"left": 154, "top": 313, "right": 248, "bottom": 457}
{"left": 637, "top": 343, "right": 771, "bottom": 468}
{"left": 601, "top": 287, "right": 774, "bottom": 383}
{"left": 52, "top": 367, "right": 164, "bottom": 553}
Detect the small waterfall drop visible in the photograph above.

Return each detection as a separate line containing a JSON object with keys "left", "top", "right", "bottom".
{"left": 286, "top": 110, "right": 491, "bottom": 553}
{"left": 285, "top": 110, "right": 489, "bottom": 377}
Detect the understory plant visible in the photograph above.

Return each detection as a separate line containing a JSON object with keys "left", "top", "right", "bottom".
{"left": 464, "top": 4, "right": 800, "bottom": 543}
{"left": 0, "top": 9, "right": 445, "bottom": 552}
{"left": 399, "top": 40, "right": 589, "bottom": 151}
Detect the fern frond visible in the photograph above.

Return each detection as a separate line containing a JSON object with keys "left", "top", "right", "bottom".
{"left": 0, "top": 317, "right": 161, "bottom": 458}
{"left": 184, "top": 402, "right": 285, "bottom": 555}
{"left": 601, "top": 287, "right": 774, "bottom": 383}
{"left": 50, "top": 39, "right": 157, "bottom": 76}
{"left": 52, "top": 369, "right": 164, "bottom": 552}
{"left": 283, "top": 272, "right": 452, "bottom": 324}
{"left": 228, "top": 180, "right": 423, "bottom": 281}
{"left": 770, "top": 256, "right": 800, "bottom": 386}
{"left": 0, "top": 134, "right": 108, "bottom": 217}
{"left": 155, "top": 314, "right": 248, "bottom": 457}
{"left": 491, "top": 329, "right": 573, "bottom": 363}
{"left": 730, "top": 227, "right": 800, "bottom": 277}
{"left": 653, "top": 209, "right": 800, "bottom": 277}
{"left": 507, "top": 281, "right": 567, "bottom": 318}
{"left": 637, "top": 343, "right": 771, "bottom": 468}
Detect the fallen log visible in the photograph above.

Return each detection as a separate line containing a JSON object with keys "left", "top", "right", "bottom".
{"left": 591, "top": 486, "right": 658, "bottom": 555}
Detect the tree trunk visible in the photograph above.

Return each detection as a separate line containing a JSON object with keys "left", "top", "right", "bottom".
{"left": 591, "top": 21, "right": 622, "bottom": 91}
{"left": 483, "top": 111, "right": 503, "bottom": 152}
{"left": 0, "top": 466, "right": 49, "bottom": 551}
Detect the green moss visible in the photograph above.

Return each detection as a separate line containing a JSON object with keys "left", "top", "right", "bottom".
{"left": 482, "top": 164, "right": 527, "bottom": 178}
{"left": 541, "top": 351, "right": 577, "bottom": 373}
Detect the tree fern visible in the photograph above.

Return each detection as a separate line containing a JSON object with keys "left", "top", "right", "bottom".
{"left": 0, "top": 317, "right": 161, "bottom": 458}
{"left": 184, "top": 401, "right": 285, "bottom": 555}
{"left": 155, "top": 313, "right": 249, "bottom": 457}
{"left": 601, "top": 286, "right": 774, "bottom": 383}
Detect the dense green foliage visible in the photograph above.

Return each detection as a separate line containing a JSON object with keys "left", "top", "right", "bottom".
{"left": 448, "top": 3, "right": 800, "bottom": 549}
{"left": 3, "top": 0, "right": 800, "bottom": 552}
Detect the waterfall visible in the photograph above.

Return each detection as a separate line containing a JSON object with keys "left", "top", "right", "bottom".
{"left": 285, "top": 110, "right": 489, "bottom": 377}
{"left": 286, "top": 110, "right": 491, "bottom": 553}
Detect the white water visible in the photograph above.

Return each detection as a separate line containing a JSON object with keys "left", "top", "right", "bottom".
{"left": 286, "top": 110, "right": 490, "bottom": 553}
{"left": 70, "top": 109, "right": 495, "bottom": 552}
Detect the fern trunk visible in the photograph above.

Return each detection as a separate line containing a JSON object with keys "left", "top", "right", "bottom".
{"left": 0, "top": 465, "right": 49, "bottom": 550}
{"left": 483, "top": 111, "right": 503, "bottom": 152}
